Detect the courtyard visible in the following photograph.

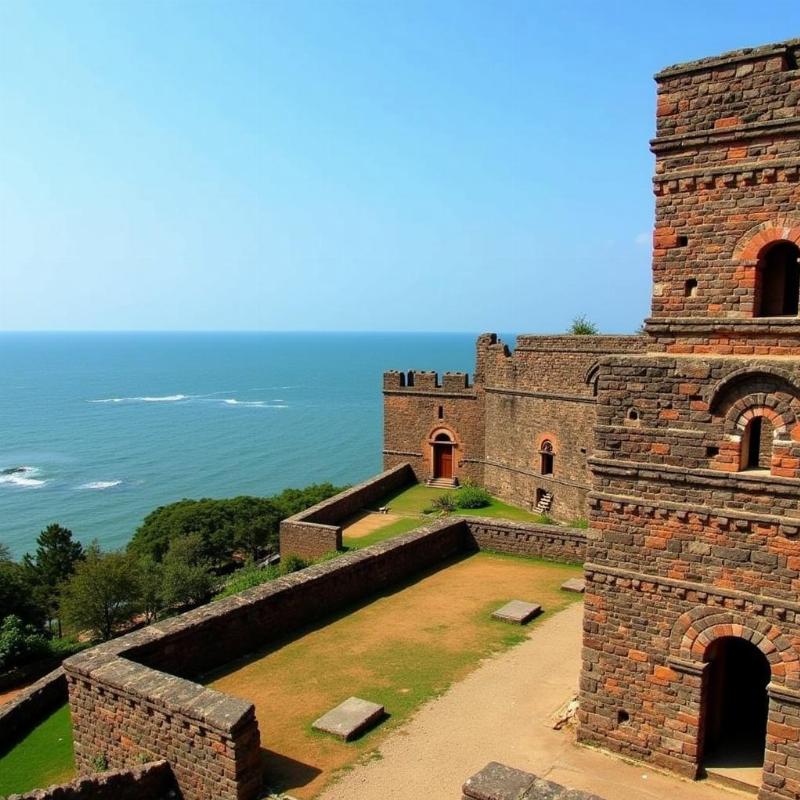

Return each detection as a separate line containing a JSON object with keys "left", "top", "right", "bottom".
{"left": 206, "top": 551, "right": 581, "bottom": 798}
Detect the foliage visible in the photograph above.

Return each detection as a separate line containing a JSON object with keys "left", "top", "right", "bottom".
{"left": 60, "top": 544, "right": 142, "bottom": 641}
{"left": 214, "top": 554, "right": 310, "bottom": 600}
{"left": 568, "top": 314, "right": 599, "bottom": 335}
{"left": 0, "top": 615, "right": 50, "bottom": 671}
{"left": 128, "top": 484, "right": 345, "bottom": 566}
{"left": 136, "top": 557, "right": 164, "bottom": 623}
{"left": 160, "top": 534, "right": 214, "bottom": 609}
{"left": 570, "top": 517, "right": 589, "bottom": 529}
{"left": 23, "top": 524, "right": 84, "bottom": 634}
{"left": 0, "top": 555, "right": 44, "bottom": 628}
{"left": 455, "top": 484, "right": 491, "bottom": 509}
{"left": 430, "top": 492, "right": 457, "bottom": 513}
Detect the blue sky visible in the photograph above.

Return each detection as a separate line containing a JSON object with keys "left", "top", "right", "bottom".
{"left": 1, "top": 2, "right": 798, "bottom": 333}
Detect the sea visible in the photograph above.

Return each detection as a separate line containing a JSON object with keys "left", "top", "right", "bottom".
{"left": 0, "top": 332, "right": 483, "bottom": 558}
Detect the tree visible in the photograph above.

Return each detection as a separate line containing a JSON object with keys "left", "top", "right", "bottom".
{"left": 60, "top": 544, "right": 141, "bottom": 641}
{"left": 232, "top": 497, "right": 282, "bottom": 561}
{"left": 568, "top": 314, "right": 599, "bottom": 335}
{"left": 160, "top": 535, "right": 214, "bottom": 609}
{"left": 135, "top": 557, "right": 164, "bottom": 624}
{"left": 24, "top": 524, "right": 84, "bottom": 635}
{"left": 0, "top": 558, "right": 44, "bottom": 628}
{"left": 0, "top": 615, "right": 50, "bottom": 671}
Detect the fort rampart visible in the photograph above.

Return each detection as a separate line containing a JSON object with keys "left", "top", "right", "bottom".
{"left": 59, "top": 490, "right": 585, "bottom": 800}
{"left": 279, "top": 462, "right": 415, "bottom": 558}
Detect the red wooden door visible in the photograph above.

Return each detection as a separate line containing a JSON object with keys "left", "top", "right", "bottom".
{"left": 435, "top": 445, "right": 453, "bottom": 479}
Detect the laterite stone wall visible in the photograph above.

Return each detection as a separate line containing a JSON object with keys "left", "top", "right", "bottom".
{"left": 579, "top": 39, "right": 800, "bottom": 800}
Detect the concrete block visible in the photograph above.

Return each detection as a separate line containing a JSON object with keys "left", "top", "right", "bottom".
{"left": 492, "top": 600, "right": 542, "bottom": 625}
{"left": 561, "top": 578, "right": 586, "bottom": 594}
{"left": 312, "top": 696, "right": 385, "bottom": 741}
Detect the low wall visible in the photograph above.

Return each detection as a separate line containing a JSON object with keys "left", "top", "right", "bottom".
{"left": 0, "top": 668, "right": 67, "bottom": 753}
{"left": 462, "top": 762, "right": 604, "bottom": 800}
{"left": 65, "top": 517, "right": 466, "bottom": 800}
{"left": 464, "top": 518, "right": 586, "bottom": 564}
{"left": 7, "top": 760, "right": 176, "bottom": 800}
{"left": 279, "top": 462, "right": 415, "bottom": 559}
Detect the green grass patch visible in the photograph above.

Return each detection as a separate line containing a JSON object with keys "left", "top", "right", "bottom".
{"left": 0, "top": 704, "right": 75, "bottom": 795}
{"left": 370, "top": 483, "right": 549, "bottom": 523}
{"left": 343, "top": 516, "right": 424, "bottom": 550}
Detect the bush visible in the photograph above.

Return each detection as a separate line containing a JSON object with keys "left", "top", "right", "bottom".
{"left": 214, "top": 554, "right": 311, "bottom": 601}
{"left": 0, "top": 615, "right": 51, "bottom": 671}
{"left": 279, "top": 554, "right": 309, "bottom": 575}
{"left": 431, "top": 493, "right": 457, "bottom": 513}
{"left": 455, "top": 485, "right": 491, "bottom": 509}
{"left": 568, "top": 314, "right": 599, "bottom": 335}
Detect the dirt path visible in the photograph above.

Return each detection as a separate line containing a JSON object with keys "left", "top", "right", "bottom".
{"left": 319, "top": 603, "right": 733, "bottom": 800}
{"left": 0, "top": 685, "right": 24, "bottom": 707}
{"left": 341, "top": 510, "right": 403, "bottom": 539}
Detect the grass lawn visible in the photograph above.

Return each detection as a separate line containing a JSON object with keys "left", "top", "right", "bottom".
{"left": 342, "top": 483, "right": 552, "bottom": 550}
{"left": 0, "top": 704, "right": 75, "bottom": 795}
{"left": 207, "top": 551, "right": 582, "bottom": 799}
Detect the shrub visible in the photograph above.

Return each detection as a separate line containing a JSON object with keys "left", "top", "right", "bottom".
{"left": 431, "top": 493, "right": 457, "bottom": 513}
{"left": 568, "top": 314, "right": 599, "bottom": 335}
{"left": 0, "top": 615, "right": 51, "bottom": 671}
{"left": 570, "top": 517, "right": 589, "bottom": 529}
{"left": 279, "top": 554, "right": 309, "bottom": 575}
{"left": 455, "top": 485, "right": 491, "bottom": 509}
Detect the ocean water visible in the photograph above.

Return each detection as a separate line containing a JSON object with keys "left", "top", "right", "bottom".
{"left": 0, "top": 332, "right": 478, "bottom": 558}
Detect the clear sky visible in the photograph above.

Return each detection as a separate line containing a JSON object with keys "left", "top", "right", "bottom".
{"left": 1, "top": 1, "right": 799, "bottom": 333}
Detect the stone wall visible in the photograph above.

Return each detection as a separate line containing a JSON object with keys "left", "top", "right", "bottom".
{"left": 65, "top": 517, "right": 468, "bottom": 800}
{"left": 279, "top": 462, "right": 415, "bottom": 558}
{"left": 0, "top": 668, "right": 67, "bottom": 752}
{"left": 462, "top": 762, "right": 604, "bottom": 800}
{"left": 464, "top": 518, "right": 585, "bottom": 564}
{"left": 579, "top": 38, "right": 800, "bottom": 800}
{"left": 6, "top": 761, "right": 177, "bottom": 800}
{"left": 384, "top": 333, "right": 643, "bottom": 521}
{"left": 62, "top": 495, "right": 587, "bottom": 800}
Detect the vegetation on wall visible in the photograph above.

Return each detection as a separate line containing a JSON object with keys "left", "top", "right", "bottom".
{"left": 568, "top": 314, "right": 599, "bottom": 335}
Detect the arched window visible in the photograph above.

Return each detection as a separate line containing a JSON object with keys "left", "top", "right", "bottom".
{"left": 539, "top": 440, "right": 554, "bottom": 476}
{"left": 740, "top": 415, "right": 774, "bottom": 471}
{"left": 755, "top": 241, "right": 800, "bottom": 317}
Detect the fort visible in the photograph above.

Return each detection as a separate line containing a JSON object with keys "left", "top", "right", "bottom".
{"left": 3, "top": 35, "right": 800, "bottom": 800}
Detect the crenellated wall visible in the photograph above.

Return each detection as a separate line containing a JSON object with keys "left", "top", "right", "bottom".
{"left": 384, "top": 334, "right": 643, "bottom": 520}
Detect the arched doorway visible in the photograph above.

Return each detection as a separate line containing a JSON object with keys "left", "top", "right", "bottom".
{"left": 755, "top": 241, "right": 800, "bottom": 317}
{"left": 703, "top": 637, "right": 770, "bottom": 772}
{"left": 432, "top": 432, "right": 454, "bottom": 480}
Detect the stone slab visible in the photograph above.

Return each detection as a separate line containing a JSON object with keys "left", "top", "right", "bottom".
{"left": 312, "top": 696, "right": 385, "bottom": 741}
{"left": 560, "top": 578, "right": 586, "bottom": 594}
{"left": 491, "top": 600, "right": 542, "bottom": 625}
{"left": 463, "top": 762, "right": 606, "bottom": 800}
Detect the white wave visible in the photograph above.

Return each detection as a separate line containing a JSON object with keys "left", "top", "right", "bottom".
{"left": 79, "top": 480, "right": 122, "bottom": 490}
{"left": 90, "top": 394, "right": 189, "bottom": 404}
{"left": 222, "top": 399, "right": 288, "bottom": 408}
{"left": 0, "top": 466, "right": 46, "bottom": 488}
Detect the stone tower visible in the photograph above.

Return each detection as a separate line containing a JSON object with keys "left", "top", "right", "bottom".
{"left": 578, "top": 40, "right": 800, "bottom": 800}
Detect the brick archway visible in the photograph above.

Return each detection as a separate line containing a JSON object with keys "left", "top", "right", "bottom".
{"left": 733, "top": 217, "right": 800, "bottom": 262}
{"left": 670, "top": 608, "right": 800, "bottom": 687}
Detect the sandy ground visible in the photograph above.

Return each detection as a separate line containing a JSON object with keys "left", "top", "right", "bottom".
{"left": 341, "top": 510, "right": 403, "bottom": 539}
{"left": 319, "top": 603, "right": 736, "bottom": 800}
{"left": 208, "top": 553, "right": 580, "bottom": 798}
{"left": 0, "top": 685, "right": 24, "bottom": 707}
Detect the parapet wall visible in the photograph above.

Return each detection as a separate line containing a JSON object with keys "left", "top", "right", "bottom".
{"left": 65, "top": 517, "right": 468, "bottom": 800}
{"left": 383, "top": 370, "right": 474, "bottom": 393}
{"left": 7, "top": 761, "right": 177, "bottom": 800}
{"left": 279, "top": 463, "right": 415, "bottom": 559}
{"left": 0, "top": 668, "right": 67, "bottom": 752}
{"left": 62, "top": 481, "right": 587, "bottom": 800}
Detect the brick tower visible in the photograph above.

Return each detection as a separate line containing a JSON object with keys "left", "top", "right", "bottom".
{"left": 578, "top": 40, "right": 800, "bottom": 800}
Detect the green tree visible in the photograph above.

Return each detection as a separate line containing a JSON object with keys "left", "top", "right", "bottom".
{"left": 0, "top": 556, "right": 44, "bottom": 628}
{"left": 0, "top": 614, "right": 50, "bottom": 671}
{"left": 135, "top": 557, "right": 164, "bottom": 624}
{"left": 160, "top": 535, "right": 214, "bottom": 609}
{"left": 232, "top": 497, "right": 282, "bottom": 561}
{"left": 568, "top": 314, "right": 599, "bottom": 335}
{"left": 24, "top": 524, "right": 84, "bottom": 635}
{"left": 60, "top": 544, "right": 141, "bottom": 641}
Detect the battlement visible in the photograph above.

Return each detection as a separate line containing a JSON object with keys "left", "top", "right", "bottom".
{"left": 654, "top": 38, "right": 800, "bottom": 144}
{"left": 383, "top": 369, "right": 473, "bottom": 393}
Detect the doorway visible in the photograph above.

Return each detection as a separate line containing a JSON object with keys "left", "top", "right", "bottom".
{"left": 433, "top": 433, "right": 454, "bottom": 479}
{"left": 703, "top": 637, "right": 770, "bottom": 776}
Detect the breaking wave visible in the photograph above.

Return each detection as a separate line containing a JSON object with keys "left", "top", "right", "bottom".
{"left": 0, "top": 466, "right": 46, "bottom": 488}
{"left": 90, "top": 394, "right": 189, "bottom": 404}
{"left": 79, "top": 480, "right": 122, "bottom": 490}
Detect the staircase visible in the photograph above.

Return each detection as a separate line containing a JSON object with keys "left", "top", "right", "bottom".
{"left": 426, "top": 477, "right": 459, "bottom": 489}
{"left": 535, "top": 492, "right": 553, "bottom": 515}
